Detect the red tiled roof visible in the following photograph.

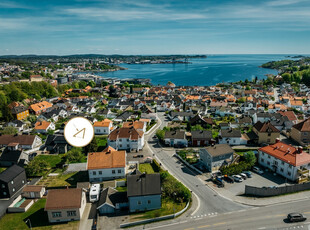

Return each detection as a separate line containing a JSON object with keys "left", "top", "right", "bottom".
{"left": 259, "top": 142, "right": 310, "bottom": 167}
{"left": 292, "top": 118, "right": 310, "bottom": 132}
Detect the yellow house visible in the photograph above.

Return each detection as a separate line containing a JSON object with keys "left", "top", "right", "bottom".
{"left": 11, "top": 106, "right": 29, "bottom": 120}
{"left": 253, "top": 121, "right": 280, "bottom": 144}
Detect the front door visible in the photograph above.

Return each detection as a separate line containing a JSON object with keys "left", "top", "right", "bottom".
{"left": 30, "top": 192, "right": 35, "bottom": 198}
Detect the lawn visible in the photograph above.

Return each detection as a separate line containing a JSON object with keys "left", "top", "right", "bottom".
{"left": 37, "top": 171, "right": 89, "bottom": 188}
{"left": 139, "top": 163, "right": 155, "bottom": 174}
{"left": 130, "top": 198, "right": 187, "bottom": 220}
{"left": 0, "top": 199, "right": 79, "bottom": 230}
{"left": 96, "top": 136, "right": 108, "bottom": 151}
{"left": 0, "top": 167, "right": 7, "bottom": 173}
{"left": 35, "top": 154, "right": 64, "bottom": 168}
{"left": 234, "top": 150, "right": 255, "bottom": 156}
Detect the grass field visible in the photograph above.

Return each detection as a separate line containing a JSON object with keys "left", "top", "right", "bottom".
{"left": 37, "top": 171, "right": 89, "bottom": 188}
{"left": 35, "top": 154, "right": 64, "bottom": 168}
{"left": 0, "top": 199, "right": 79, "bottom": 230}
{"left": 138, "top": 163, "right": 156, "bottom": 174}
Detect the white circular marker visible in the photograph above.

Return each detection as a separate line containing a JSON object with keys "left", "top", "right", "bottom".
{"left": 64, "top": 117, "right": 94, "bottom": 147}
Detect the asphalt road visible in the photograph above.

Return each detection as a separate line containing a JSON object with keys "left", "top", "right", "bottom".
{"left": 145, "top": 113, "right": 248, "bottom": 217}
{"left": 145, "top": 199, "right": 310, "bottom": 230}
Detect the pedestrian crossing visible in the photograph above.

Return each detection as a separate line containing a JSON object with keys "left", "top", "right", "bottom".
{"left": 190, "top": 212, "right": 218, "bottom": 219}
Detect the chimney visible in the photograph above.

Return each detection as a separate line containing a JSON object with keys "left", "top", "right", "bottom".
{"left": 298, "top": 146, "right": 303, "bottom": 154}
{"left": 275, "top": 138, "right": 280, "bottom": 143}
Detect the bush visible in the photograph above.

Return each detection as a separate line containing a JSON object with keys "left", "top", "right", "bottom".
{"left": 221, "top": 161, "right": 252, "bottom": 176}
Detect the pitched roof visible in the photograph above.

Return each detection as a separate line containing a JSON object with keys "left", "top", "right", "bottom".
{"left": 97, "top": 187, "right": 127, "bottom": 209}
{"left": 29, "top": 101, "right": 52, "bottom": 112}
{"left": 278, "top": 111, "right": 298, "bottom": 121}
{"left": 253, "top": 121, "right": 280, "bottom": 133}
{"left": 164, "top": 130, "right": 186, "bottom": 139}
{"left": 0, "top": 135, "right": 37, "bottom": 146}
{"left": 259, "top": 142, "right": 310, "bottom": 167}
{"left": 11, "top": 106, "right": 28, "bottom": 115}
{"left": 22, "top": 185, "right": 44, "bottom": 193}
{"left": 93, "top": 119, "right": 112, "bottom": 127}
{"left": 45, "top": 188, "right": 82, "bottom": 210}
{"left": 0, "top": 164, "right": 25, "bottom": 183}
{"left": 34, "top": 121, "right": 51, "bottom": 130}
{"left": 191, "top": 130, "right": 212, "bottom": 139}
{"left": 220, "top": 129, "right": 241, "bottom": 138}
{"left": 123, "top": 121, "right": 144, "bottom": 130}
{"left": 87, "top": 146, "right": 126, "bottom": 170}
{"left": 108, "top": 127, "right": 143, "bottom": 141}
{"left": 127, "top": 173, "right": 161, "bottom": 197}
{"left": 292, "top": 118, "right": 310, "bottom": 132}
{"left": 203, "top": 144, "right": 234, "bottom": 157}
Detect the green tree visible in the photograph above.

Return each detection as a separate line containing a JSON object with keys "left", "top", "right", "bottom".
{"left": 1, "top": 126, "right": 18, "bottom": 135}
{"left": 25, "top": 159, "right": 49, "bottom": 176}
{"left": 84, "top": 137, "right": 98, "bottom": 153}
{"left": 65, "top": 148, "right": 85, "bottom": 163}
{"left": 88, "top": 80, "right": 96, "bottom": 88}
{"left": 243, "top": 152, "right": 256, "bottom": 166}
{"left": 282, "top": 73, "right": 291, "bottom": 83}
{"left": 156, "top": 129, "right": 165, "bottom": 140}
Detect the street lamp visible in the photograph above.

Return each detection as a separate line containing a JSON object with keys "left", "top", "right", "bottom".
{"left": 25, "top": 219, "right": 32, "bottom": 230}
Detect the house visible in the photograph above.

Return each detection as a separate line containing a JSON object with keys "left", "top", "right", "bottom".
{"left": 97, "top": 187, "right": 128, "bottom": 214}
{"left": 29, "top": 101, "right": 53, "bottom": 115}
{"left": 164, "top": 130, "right": 188, "bottom": 147}
{"left": 278, "top": 111, "right": 298, "bottom": 124}
{"left": 45, "top": 188, "right": 86, "bottom": 223}
{"left": 30, "top": 75, "right": 43, "bottom": 82}
{"left": 291, "top": 118, "right": 310, "bottom": 146}
{"left": 93, "top": 119, "right": 113, "bottom": 135}
{"left": 87, "top": 146, "right": 126, "bottom": 182}
{"left": 0, "top": 165, "right": 27, "bottom": 199}
{"left": 34, "top": 121, "right": 55, "bottom": 134}
{"left": 189, "top": 113, "right": 213, "bottom": 128}
{"left": 141, "top": 113, "right": 157, "bottom": 121}
{"left": 0, "top": 135, "right": 42, "bottom": 150}
{"left": 4, "top": 120, "right": 27, "bottom": 132}
{"left": 114, "top": 111, "right": 135, "bottom": 122}
{"left": 168, "top": 111, "right": 194, "bottom": 122}
{"left": 22, "top": 185, "right": 45, "bottom": 199}
{"left": 258, "top": 140, "right": 310, "bottom": 182}
{"left": 108, "top": 127, "right": 144, "bottom": 152}
{"left": 44, "top": 134, "right": 72, "bottom": 154}
{"left": 127, "top": 171, "right": 161, "bottom": 212}
{"left": 199, "top": 144, "right": 234, "bottom": 172}
{"left": 123, "top": 121, "right": 146, "bottom": 133}
{"left": 252, "top": 121, "right": 280, "bottom": 144}
{"left": 191, "top": 130, "right": 212, "bottom": 147}
{"left": 11, "top": 105, "right": 29, "bottom": 120}
{"left": 0, "top": 144, "right": 29, "bottom": 167}
{"left": 218, "top": 129, "right": 247, "bottom": 146}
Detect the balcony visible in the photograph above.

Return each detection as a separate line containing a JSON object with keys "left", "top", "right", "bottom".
{"left": 298, "top": 168, "right": 309, "bottom": 175}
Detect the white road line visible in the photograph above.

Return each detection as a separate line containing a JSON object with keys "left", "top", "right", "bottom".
{"left": 145, "top": 220, "right": 188, "bottom": 230}
{"left": 257, "top": 227, "right": 266, "bottom": 230}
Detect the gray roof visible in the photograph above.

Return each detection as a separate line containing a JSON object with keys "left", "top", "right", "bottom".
{"left": 191, "top": 130, "right": 212, "bottom": 139}
{"left": 220, "top": 129, "right": 241, "bottom": 138}
{"left": 97, "top": 187, "right": 127, "bottom": 208}
{"left": 127, "top": 173, "right": 161, "bottom": 197}
{"left": 203, "top": 144, "right": 234, "bottom": 157}
{"left": 164, "top": 130, "right": 186, "bottom": 139}
{"left": 0, "top": 164, "right": 25, "bottom": 183}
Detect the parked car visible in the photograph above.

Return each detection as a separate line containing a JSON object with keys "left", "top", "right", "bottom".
{"left": 133, "top": 154, "right": 144, "bottom": 158}
{"left": 232, "top": 175, "right": 243, "bottom": 182}
{"left": 224, "top": 175, "right": 234, "bottom": 183}
{"left": 243, "top": 171, "right": 252, "bottom": 178}
{"left": 287, "top": 213, "right": 307, "bottom": 222}
{"left": 239, "top": 173, "right": 247, "bottom": 180}
{"left": 214, "top": 177, "right": 225, "bottom": 188}
{"left": 252, "top": 166, "right": 264, "bottom": 174}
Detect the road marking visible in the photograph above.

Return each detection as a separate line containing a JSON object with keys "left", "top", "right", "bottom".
{"left": 184, "top": 228, "right": 195, "bottom": 230}
{"left": 275, "top": 214, "right": 286, "bottom": 217}
{"left": 257, "top": 227, "right": 266, "bottom": 230}
{"left": 213, "top": 222, "right": 226, "bottom": 226}
{"left": 145, "top": 220, "right": 188, "bottom": 230}
{"left": 198, "top": 225, "right": 210, "bottom": 228}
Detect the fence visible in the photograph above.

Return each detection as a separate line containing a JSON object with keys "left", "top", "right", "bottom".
{"left": 245, "top": 183, "right": 310, "bottom": 197}
{"left": 174, "top": 153, "right": 203, "bottom": 175}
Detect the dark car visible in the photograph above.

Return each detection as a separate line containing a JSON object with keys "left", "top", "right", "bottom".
{"left": 224, "top": 175, "right": 234, "bottom": 183}
{"left": 214, "top": 177, "right": 225, "bottom": 188}
{"left": 133, "top": 154, "right": 144, "bottom": 158}
{"left": 287, "top": 213, "right": 307, "bottom": 222}
{"left": 243, "top": 171, "right": 252, "bottom": 178}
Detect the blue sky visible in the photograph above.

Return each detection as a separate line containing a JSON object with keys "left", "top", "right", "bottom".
{"left": 0, "top": 0, "right": 310, "bottom": 55}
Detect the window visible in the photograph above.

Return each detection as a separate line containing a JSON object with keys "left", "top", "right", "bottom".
{"left": 268, "top": 156, "right": 270, "bottom": 159}
{"left": 67, "top": 211, "right": 76, "bottom": 217}
{"left": 99, "top": 171, "right": 102, "bottom": 175}
{"left": 112, "top": 170, "right": 115, "bottom": 174}
{"left": 22, "top": 180, "right": 25, "bottom": 184}
{"left": 261, "top": 159, "right": 264, "bottom": 162}
{"left": 148, "top": 200, "right": 151, "bottom": 204}
{"left": 120, "top": 144, "right": 122, "bottom": 147}
{"left": 288, "top": 172, "right": 291, "bottom": 176}
{"left": 267, "top": 139, "right": 271, "bottom": 142}
{"left": 11, "top": 181, "right": 13, "bottom": 184}
{"left": 1, "top": 184, "right": 4, "bottom": 188}
{"left": 267, "top": 161, "right": 270, "bottom": 165}
{"left": 274, "top": 161, "right": 278, "bottom": 166}
{"left": 93, "top": 171, "right": 96, "bottom": 175}
{"left": 137, "top": 201, "right": 142, "bottom": 205}
{"left": 118, "top": 170, "right": 121, "bottom": 174}
{"left": 3, "top": 192, "right": 7, "bottom": 195}
{"left": 262, "top": 152, "right": 265, "bottom": 156}
{"left": 52, "top": 212, "right": 62, "bottom": 218}
{"left": 127, "top": 139, "right": 130, "bottom": 141}
{"left": 289, "top": 165, "right": 292, "bottom": 169}
{"left": 304, "top": 132, "right": 308, "bottom": 136}
{"left": 127, "top": 144, "right": 130, "bottom": 147}
{"left": 282, "top": 161, "right": 285, "bottom": 165}
{"left": 268, "top": 133, "right": 271, "bottom": 136}
{"left": 280, "top": 168, "right": 284, "bottom": 172}
{"left": 12, "top": 188, "right": 15, "bottom": 192}
{"left": 119, "top": 139, "right": 122, "bottom": 142}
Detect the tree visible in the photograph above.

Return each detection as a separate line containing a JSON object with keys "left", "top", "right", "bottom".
{"left": 1, "top": 126, "right": 18, "bottom": 135}
{"left": 282, "top": 73, "right": 291, "bottom": 83}
{"left": 65, "top": 148, "right": 85, "bottom": 163}
{"left": 88, "top": 80, "right": 96, "bottom": 88}
{"left": 25, "top": 159, "right": 49, "bottom": 176}
{"left": 243, "top": 151, "right": 256, "bottom": 166}
{"left": 156, "top": 129, "right": 165, "bottom": 140}
{"left": 108, "top": 85, "right": 117, "bottom": 98}
{"left": 84, "top": 137, "right": 98, "bottom": 153}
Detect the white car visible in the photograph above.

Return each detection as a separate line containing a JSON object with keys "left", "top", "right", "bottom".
{"left": 252, "top": 166, "right": 264, "bottom": 174}
{"left": 232, "top": 175, "right": 243, "bottom": 182}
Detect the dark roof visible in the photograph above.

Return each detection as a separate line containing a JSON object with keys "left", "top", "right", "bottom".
{"left": 0, "top": 135, "right": 37, "bottom": 146}
{"left": 45, "top": 188, "right": 82, "bottom": 210}
{"left": 191, "top": 130, "right": 212, "bottom": 139}
{"left": 164, "top": 130, "right": 186, "bottom": 139}
{"left": 97, "top": 187, "right": 127, "bottom": 209}
{"left": 293, "top": 118, "right": 310, "bottom": 132}
{"left": 11, "top": 106, "right": 28, "bottom": 115}
{"left": 115, "top": 111, "right": 133, "bottom": 120}
{"left": 127, "top": 173, "right": 161, "bottom": 197}
{"left": 203, "top": 144, "right": 234, "bottom": 157}
{"left": 220, "top": 129, "right": 241, "bottom": 138}
{"left": 0, "top": 164, "right": 25, "bottom": 183}
{"left": 0, "top": 148, "right": 23, "bottom": 163}
{"left": 5, "top": 120, "right": 25, "bottom": 127}
{"left": 238, "top": 116, "right": 252, "bottom": 124}
{"left": 253, "top": 121, "right": 280, "bottom": 133}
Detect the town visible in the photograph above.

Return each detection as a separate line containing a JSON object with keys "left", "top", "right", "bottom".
{"left": 0, "top": 57, "right": 310, "bottom": 230}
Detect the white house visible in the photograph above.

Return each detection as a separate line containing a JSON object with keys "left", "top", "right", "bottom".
{"left": 87, "top": 146, "right": 126, "bottom": 182}
{"left": 108, "top": 127, "right": 144, "bottom": 152}
{"left": 218, "top": 129, "right": 247, "bottom": 146}
{"left": 123, "top": 121, "right": 146, "bottom": 133}
{"left": 258, "top": 140, "right": 310, "bottom": 182}
{"left": 34, "top": 121, "right": 55, "bottom": 134}
{"left": 93, "top": 119, "right": 113, "bottom": 135}
{"left": 164, "top": 130, "right": 188, "bottom": 147}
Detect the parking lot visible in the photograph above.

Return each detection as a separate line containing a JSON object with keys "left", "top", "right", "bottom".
{"left": 219, "top": 169, "right": 294, "bottom": 196}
